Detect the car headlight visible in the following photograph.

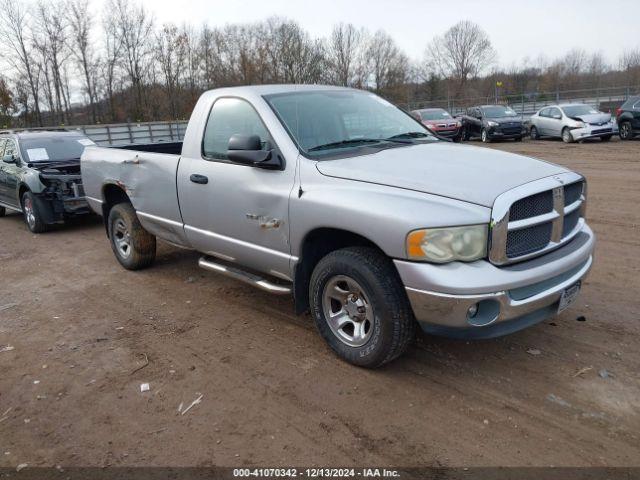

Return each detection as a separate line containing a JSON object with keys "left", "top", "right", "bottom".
{"left": 574, "top": 121, "right": 586, "bottom": 128}
{"left": 406, "top": 225, "right": 489, "bottom": 263}
{"left": 487, "top": 121, "right": 499, "bottom": 127}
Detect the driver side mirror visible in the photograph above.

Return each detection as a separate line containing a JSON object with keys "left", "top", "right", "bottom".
{"left": 2, "top": 154, "right": 16, "bottom": 164}
{"left": 227, "top": 134, "right": 282, "bottom": 169}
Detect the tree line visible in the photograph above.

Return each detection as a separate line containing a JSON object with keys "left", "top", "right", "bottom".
{"left": 1, "top": 0, "right": 639, "bottom": 128}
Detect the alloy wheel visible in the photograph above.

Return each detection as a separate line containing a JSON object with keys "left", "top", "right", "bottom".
{"left": 321, "top": 275, "right": 374, "bottom": 347}
{"left": 113, "top": 218, "right": 132, "bottom": 258}
{"left": 23, "top": 197, "right": 36, "bottom": 229}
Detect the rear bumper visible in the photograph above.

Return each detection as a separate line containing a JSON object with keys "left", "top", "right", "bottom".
{"left": 394, "top": 223, "right": 595, "bottom": 339}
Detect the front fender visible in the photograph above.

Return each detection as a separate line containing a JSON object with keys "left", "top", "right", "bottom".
{"left": 290, "top": 166, "right": 491, "bottom": 260}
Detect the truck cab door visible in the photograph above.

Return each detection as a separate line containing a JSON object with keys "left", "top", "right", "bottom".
{"left": 177, "top": 97, "right": 297, "bottom": 281}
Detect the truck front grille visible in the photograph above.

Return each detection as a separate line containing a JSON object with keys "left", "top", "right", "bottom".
{"left": 489, "top": 174, "right": 586, "bottom": 265}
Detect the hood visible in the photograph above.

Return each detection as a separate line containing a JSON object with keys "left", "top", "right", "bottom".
{"left": 571, "top": 113, "right": 611, "bottom": 124}
{"left": 489, "top": 117, "right": 522, "bottom": 125}
{"left": 31, "top": 160, "right": 81, "bottom": 176}
{"left": 315, "top": 142, "right": 567, "bottom": 207}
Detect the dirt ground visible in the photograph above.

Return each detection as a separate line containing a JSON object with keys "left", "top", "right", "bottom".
{"left": 1, "top": 137, "right": 639, "bottom": 469}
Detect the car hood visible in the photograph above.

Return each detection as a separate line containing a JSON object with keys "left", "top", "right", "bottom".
{"left": 487, "top": 117, "right": 522, "bottom": 125}
{"left": 315, "top": 142, "right": 568, "bottom": 207}
{"left": 570, "top": 113, "right": 611, "bottom": 124}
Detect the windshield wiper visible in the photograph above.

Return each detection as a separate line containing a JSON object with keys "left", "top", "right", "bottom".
{"left": 386, "top": 132, "right": 431, "bottom": 141}
{"left": 308, "top": 139, "right": 386, "bottom": 152}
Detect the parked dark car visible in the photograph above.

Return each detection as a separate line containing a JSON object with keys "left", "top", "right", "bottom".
{"left": 616, "top": 95, "right": 640, "bottom": 140}
{"left": 0, "top": 130, "right": 93, "bottom": 233}
{"left": 458, "top": 105, "right": 524, "bottom": 142}
{"left": 410, "top": 108, "right": 463, "bottom": 142}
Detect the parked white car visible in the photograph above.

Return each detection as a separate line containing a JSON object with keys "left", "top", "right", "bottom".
{"left": 529, "top": 104, "right": 617, "bottom": 143}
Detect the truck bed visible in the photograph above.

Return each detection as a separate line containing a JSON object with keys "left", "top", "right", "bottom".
{"left": 81, "top": 144, "right": 188, "bottom": 246}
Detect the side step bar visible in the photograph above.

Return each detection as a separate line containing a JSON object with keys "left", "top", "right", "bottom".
{"left": 198, "top": 256, "right": 292, "bottom": 295}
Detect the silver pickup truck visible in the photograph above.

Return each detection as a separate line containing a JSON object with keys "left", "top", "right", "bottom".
{"left": 81, "top": 85, "right": 595, "bottom": 367}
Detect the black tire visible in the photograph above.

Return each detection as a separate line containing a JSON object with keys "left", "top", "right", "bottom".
{"left": 21, "top": 191, "right": 48, "bottom": 233}
{"left": 530, "top": 126, "right": 540, "bottom": 140}
{"left": 601, "top": 135, "right": 612, "bottom": 142}
{"left": 481, "top": 128, "right": 492, "bottom": 143}
{"left": 462, "top": 127, "right": 470, "bottom": 141}
{"left": 619, "top": 122, "right": 633, "bottom": 140}
{"left": 562, "top": 127, "right": 573, "bottom": 143}
{"left": 309, "top": 247, "right": 416, "bottom": 368}
{"left": 107, "top": 202, "right": 156, "bottom": 270}
{"left": 0, "top": 206, "right": 5, "bottom": 217}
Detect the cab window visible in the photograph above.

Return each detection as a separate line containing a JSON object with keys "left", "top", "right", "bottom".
{"left": 202, "top": 98, "right": 271, "bottom": 161}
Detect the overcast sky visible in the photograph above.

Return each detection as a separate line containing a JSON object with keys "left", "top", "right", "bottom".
{"left": 124, "top": 0, "right": 639, "bottom": 66}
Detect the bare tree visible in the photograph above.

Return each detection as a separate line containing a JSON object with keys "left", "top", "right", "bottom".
{"left": 366, "top": 30, "right": 408, "bottom": 92}
{"left": 68, "top": 0, "right": 98, "bottom": 123}
{"left": 326, "top": 23, "right": 362, "bottom": 86}
{"left": 427, "top": 20, "right": 495, "bottom": 95}
{"left": 0, "top": 0, "right": 42, "bottom": 125}
{"left": 155, "top": 23, "right": 187, "bottom": 118}
{"left": 33, "top": 1, "right": 72, "bottom": 124}
{"left": 102, "top": 8, "right": 122, "bottom": 122}
{"left": 108, "top": 0, "right": 153, "bottom": 120}
{"left": 619, "top": 48, "right": 640, "bottom": 86}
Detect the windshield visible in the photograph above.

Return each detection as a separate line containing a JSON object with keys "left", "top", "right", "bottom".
{"left": 264, "top": 90, "right": 436, "bottom": 158}
{"left": 481, "top": 106, "right": 517, "bottom": 118}
{"left": 20, "top": 136, "right": 94, "bottom": 163}
{"left": 420, "top": 109, "right": 452, "bottom": 120}
{"left": 562, "top": 105, "right": 600, "bottom": 117}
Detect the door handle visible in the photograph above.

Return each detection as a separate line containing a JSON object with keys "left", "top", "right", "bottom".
{"left": 190, "top": 174, "right": 208, "bottom": 184}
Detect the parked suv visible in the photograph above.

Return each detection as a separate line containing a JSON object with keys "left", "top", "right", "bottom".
{"left": 410, "top": 108, "right": 462, "bottom": 141}
{"left": 616, "top": 96, "right": 640, "bottom": 140}
{"left": 0, "top": 130, "right": 93, "bottom": 232}
{"left": 458, "top": 105, "right": 524, "bottom": 142}
{"left": 529, "top": 104, "right": 616, "bottom": 143}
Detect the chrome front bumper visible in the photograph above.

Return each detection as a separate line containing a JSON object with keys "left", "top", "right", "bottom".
{"left": 394, "top": 224, "right": 595, "bottom": 339}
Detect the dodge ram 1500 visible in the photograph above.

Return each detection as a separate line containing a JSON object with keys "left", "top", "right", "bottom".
{"left": 81, "top": 85, "right": 595, "bottom": 367}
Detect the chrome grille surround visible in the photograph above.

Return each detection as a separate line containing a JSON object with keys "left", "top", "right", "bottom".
{"left": 489, "top": 172, "right": 586, "bottom": 265}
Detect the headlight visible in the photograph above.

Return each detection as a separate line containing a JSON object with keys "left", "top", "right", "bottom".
{"left": 406, "top": 225, "right": 489, "bottom": 263}
{"left": 487, "top": 121, "right": 499, "bottom": 127}
{"left": 574, "top": 121, "right": 586, "bottom": 128}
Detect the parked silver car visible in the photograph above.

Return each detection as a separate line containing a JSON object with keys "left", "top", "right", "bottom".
{"left": 529, "top": 104, "right": 617, "bottom": 143}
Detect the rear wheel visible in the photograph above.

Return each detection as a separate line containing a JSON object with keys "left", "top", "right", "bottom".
{"left": 530, "top": 126, "right": 540, "bottom": 140}
{"left": 107, "top": 203, "right": 156, "bottom": 270}
{"left": 21, "top": 191, "right": 48, "bottom": 233}
{"left": 481, "top": 128, "right": 491, "bottom": 143}
{"left": 619, "top": 121, "right": 633, "bottom": 140}
{"left": 562, "top": 127, "right": 573, "bottom": 143}
{"left": 309, "top": 247, "right": 416, "bottom": 368}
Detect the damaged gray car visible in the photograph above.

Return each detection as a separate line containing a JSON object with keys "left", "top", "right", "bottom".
{"left": 0, "top": 130, "right": 93, "bottom": 233}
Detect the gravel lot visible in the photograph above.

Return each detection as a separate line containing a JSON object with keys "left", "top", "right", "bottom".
{"left": 0, "top": 137, "right": 639, "bottom": 468}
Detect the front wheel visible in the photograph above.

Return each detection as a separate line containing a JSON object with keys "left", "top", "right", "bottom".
{"left": 21, "top": 191, "right": 48, "bottom": 233}
{"left": 481, "top": 128, "right": 491, "bottom": 143}
{"left": 0, "top": 206, "right": 5, "bottom": 217}
{"left": 562, "top": 127, "right": 574, "bottom": 143}
{"left": 530, "top": 126, "right": 540, "bottom": 140}
{"left": 619, "top": 122, "right": 633, "bottom": 140}
{"left": 309, "top": 247, "right": 416, "bottom": 368}
{"left": 108, "top": 203, "right": 156, "bottom": 270}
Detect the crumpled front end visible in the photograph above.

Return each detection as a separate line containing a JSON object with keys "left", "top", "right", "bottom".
{"left": 569, "top": 118, "right": 618, "bottom": 141}
{"left": 33, "top": 163, "right": 91, "bottom": 223}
